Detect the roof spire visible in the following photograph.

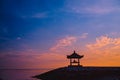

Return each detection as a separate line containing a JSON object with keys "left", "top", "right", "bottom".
{"left": 74, "top": 50, "right": 76, "bottom": 53}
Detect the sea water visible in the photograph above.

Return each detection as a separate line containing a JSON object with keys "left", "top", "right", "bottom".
{"left": 0, "top": 69, "right": 50, "bottom": 80}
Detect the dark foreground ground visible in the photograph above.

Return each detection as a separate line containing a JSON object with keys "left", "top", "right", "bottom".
{"left": 33, "top": 66, "right": 120, "bottom": 80}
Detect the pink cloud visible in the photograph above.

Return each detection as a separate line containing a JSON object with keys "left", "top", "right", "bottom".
{"left": 80, "top": 33, "right": 88, "bottom": 39}
{"left": 50, "top": 36, "right": 77, "bottom": 51}
{"left": 50, "top": 33, "right": 88, "bottom": 52}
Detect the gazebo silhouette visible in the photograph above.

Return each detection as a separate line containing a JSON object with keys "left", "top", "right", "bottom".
{"left": 67, "top": 51, "right": 84, "bottom": 67}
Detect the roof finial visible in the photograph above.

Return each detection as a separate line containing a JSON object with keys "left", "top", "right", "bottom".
{"left": 74, "top": 50, "right": 76, "bottom": 53}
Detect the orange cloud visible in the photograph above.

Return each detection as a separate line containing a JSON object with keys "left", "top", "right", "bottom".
{"left": 86, "top": 36, "right": 120, "bottom": 52}
{"left": 85, "top": 35, "right": 120, "bottom": 66}
{"left": 87, "top": 36, "right": 112, "bottom": 49}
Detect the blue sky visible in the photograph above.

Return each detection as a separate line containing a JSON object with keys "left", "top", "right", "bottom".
{"left": 0, "top": 0, "right": 120, "bottom": 68}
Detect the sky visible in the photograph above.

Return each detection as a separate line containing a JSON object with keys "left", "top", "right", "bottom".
{"left": 0, "top": 0, "right": 120, "bottom": 69}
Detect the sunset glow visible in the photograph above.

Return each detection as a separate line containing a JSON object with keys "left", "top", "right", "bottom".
{"left": 0, "top": 0, "right": 120, "bottom": 69}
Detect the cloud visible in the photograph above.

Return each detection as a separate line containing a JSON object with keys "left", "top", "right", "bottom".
{"left": 81, "top": 6, "right": 115, "bottom": 15}
{"left": 80, "top": 33, "right": 88, "bottom": 39}
{"left": 84, "top": 35, "right": 120, "bottom": 66}
{"left": 70, "top": 6, "right": 114, "bottom": 15}
{"left": 86, "top": 35, "right": 120, "bottom": 55}
{"left": 22, "top": 12, "right": 48, "bottom": 19}
{"left": 65, "top": 0, "right": 120, "bottom": 15}
{"left": 87, "top": 36, "right": 111, "bottom": 49}
{"left": 31, "top": 13, "right": 48, "bottom": 18}
{"left": 50, "top": 33, "right": 88, "bottom": 51}
{"left": 50, "top": 36, "right": 77, "bottom": 51}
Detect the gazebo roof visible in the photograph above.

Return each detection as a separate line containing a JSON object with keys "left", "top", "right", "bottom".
{"left": 67, "top": 51, "right": 84, "bottom": 59}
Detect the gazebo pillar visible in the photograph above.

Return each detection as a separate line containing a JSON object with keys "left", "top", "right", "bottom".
{"left": 70, "top": 58, "right": 72, "bottom": 66}
{"left": 78, "top": 58, "right": 80, "bottom": 66}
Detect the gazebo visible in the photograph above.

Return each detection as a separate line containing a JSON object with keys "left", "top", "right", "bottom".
{"left": 67, "top": 51, "right": 84, "bottom": 66}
